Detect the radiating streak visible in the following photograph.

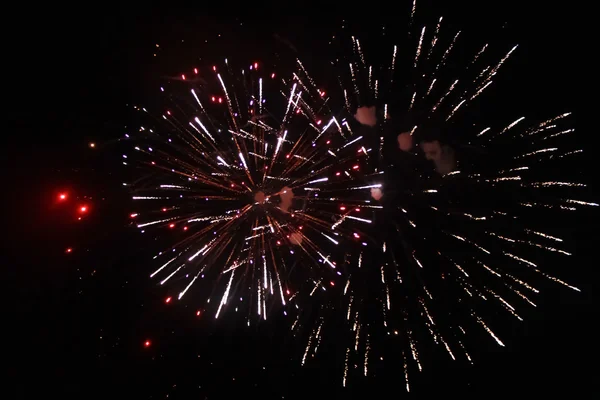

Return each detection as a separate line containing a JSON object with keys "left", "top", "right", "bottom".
{"left": 137, "top": 217, "right": 177, "bottom": 228}
{"left": 476, "top": 316, "right": 505, "bottom": 347}
{"left": 345, "top": 215, "right": 372, "bottom": 223}
{"left": 190, "top": 89, "right": 206, "bottom": 112}
{"left": 543, "top": 128, "right": 574, "bottom": 140}
{"left": 159, "top": 185, "right": 188, "bottom": 189}
{"left": 193, "top": 117, "right": 215, "bottom": 142}
{"left": 531, "top": 181, "right": 585, "bottom": 187}
{"left": 160, "top": 263, "right": 184, "bottom": 285}
{"left": 564, "top": 199, "right": 598, "bottom": 207}
{"left": 178, "top": 269, "right": 203, "bottom": 300}
{"left": 188, "top": 244, "right": 209, "bottom": 261}
{"left": 477, "top": 127, "right": 491, "bottom": 137}
{"left": 215, "top": 270, "right": 235, "bottom": 318}
{"left": 321, "top": 233, "right": 339, "bottom": 245}
{"left": 515, "top": 147, "right": 557, "bottom": 159}
{"left": 150, "top": 257, "right": 176, "bottom": 278}
{"left": 414, "top": 27, "right": 426, "bottom": 67}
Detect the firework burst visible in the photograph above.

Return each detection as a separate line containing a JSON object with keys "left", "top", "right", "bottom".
{"left": 292, "top": 9, "right": 595, "bottom": 390}
{"left": 126, "top": 58, "right": 383, "bottom": 324}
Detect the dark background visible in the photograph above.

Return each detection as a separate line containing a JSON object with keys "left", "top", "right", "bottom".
{"left": 7, "top": 2, "right": 593, "bottom": 398}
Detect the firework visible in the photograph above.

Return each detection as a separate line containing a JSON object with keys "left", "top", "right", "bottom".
{"left": 121, "top": 8, "right": 592, "bottom": 392}
{"left": 125, "top": 58, "right": 382, "bottom": 324}
{"left": 293, "top": 9, "right": 595, "bottom": 390}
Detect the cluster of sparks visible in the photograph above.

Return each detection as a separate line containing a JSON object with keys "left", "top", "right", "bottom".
{"left": 56, "top": 191, "right": 91, "bottom": 254}
{"left": 122, "top": 4, "right": 594, "bottom": 391}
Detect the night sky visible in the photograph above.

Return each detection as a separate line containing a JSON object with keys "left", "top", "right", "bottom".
{"left": 8, "top": 2, "right": 594, "bottom": 398}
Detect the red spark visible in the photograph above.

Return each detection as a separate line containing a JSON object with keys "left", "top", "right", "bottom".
{"left": 181, "top": 74, "right": 186, "bottom": 80}
{"left": 194, "top": 68, "right": 198, "bottom": 74}
{"left": 340, "top": 206, "right": 346, "bottom": 211}
{"left": 352, "top": 165, "right": 359, "bottom": 170}
{"left": 254, "top": 62, "right": 258, "bottom": 69}
{"left": 271, "top": 73, "right": 275, "bottom": 78}
{"left": 165, "top": 297, "right": 172, "bottom": 303}
{"left": 169, "top": 223, "right": 175, "bottom": 228}
{"left": 79, "top": 206, "right": 87, "bottom": 213}
{"left": 196, "top": 310, "right": 201, "bottom": 316}
{"left": 65, "top": 248, "right": 72, "bottom": 253}
{"left": 144, "top": 340, "right": 151, "bottom": 348}
{"left": 58, "top": 193, "right": 67, "bottom": 201}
